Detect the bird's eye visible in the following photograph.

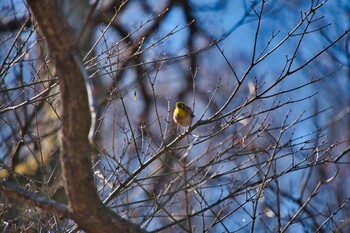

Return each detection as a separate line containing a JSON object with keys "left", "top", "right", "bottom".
{"left": 180, "top": 104, "right": 184, "bottom": 108}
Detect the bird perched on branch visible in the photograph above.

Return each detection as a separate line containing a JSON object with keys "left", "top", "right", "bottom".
{"left": 173, "top": 101, "right": 195, "bottom": 127}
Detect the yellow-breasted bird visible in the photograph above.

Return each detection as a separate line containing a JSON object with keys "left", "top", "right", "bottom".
{"left": 173, "top": 101, "right": 195, "bottom": 127}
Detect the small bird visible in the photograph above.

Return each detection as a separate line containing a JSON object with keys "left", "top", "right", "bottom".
{"left": 173, "top": 101, "right": 195, "bottom": 127}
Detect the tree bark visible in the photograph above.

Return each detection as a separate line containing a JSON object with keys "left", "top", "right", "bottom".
{"left": 26, "top": 1, "right": 145, "bottom": 232}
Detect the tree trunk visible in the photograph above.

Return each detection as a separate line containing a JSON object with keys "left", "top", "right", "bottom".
{"left": 26, "top": 1, "right": 145, "bottom": 232}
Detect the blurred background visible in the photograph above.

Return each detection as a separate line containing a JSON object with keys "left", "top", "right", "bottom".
{"left": 0, "top": 0, "right": 349, "bottom": 232}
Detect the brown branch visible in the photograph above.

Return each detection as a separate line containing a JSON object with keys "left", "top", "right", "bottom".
{"left": 0, "top": 180, "right": 72, "bottom": 218}
{"left": 0, "top": 16, "right": 32, "bottom": 32}
{"left": 0, "top": 82, "right": 59, "bottom": 114}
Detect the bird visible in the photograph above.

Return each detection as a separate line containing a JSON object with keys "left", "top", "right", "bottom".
{"left": 173, "top": 101, "right": 195, "bottom": 127}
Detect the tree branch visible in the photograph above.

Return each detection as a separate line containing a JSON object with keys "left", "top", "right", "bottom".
{"left": 0, "top": 180, "right": 72, "bottom": 218}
